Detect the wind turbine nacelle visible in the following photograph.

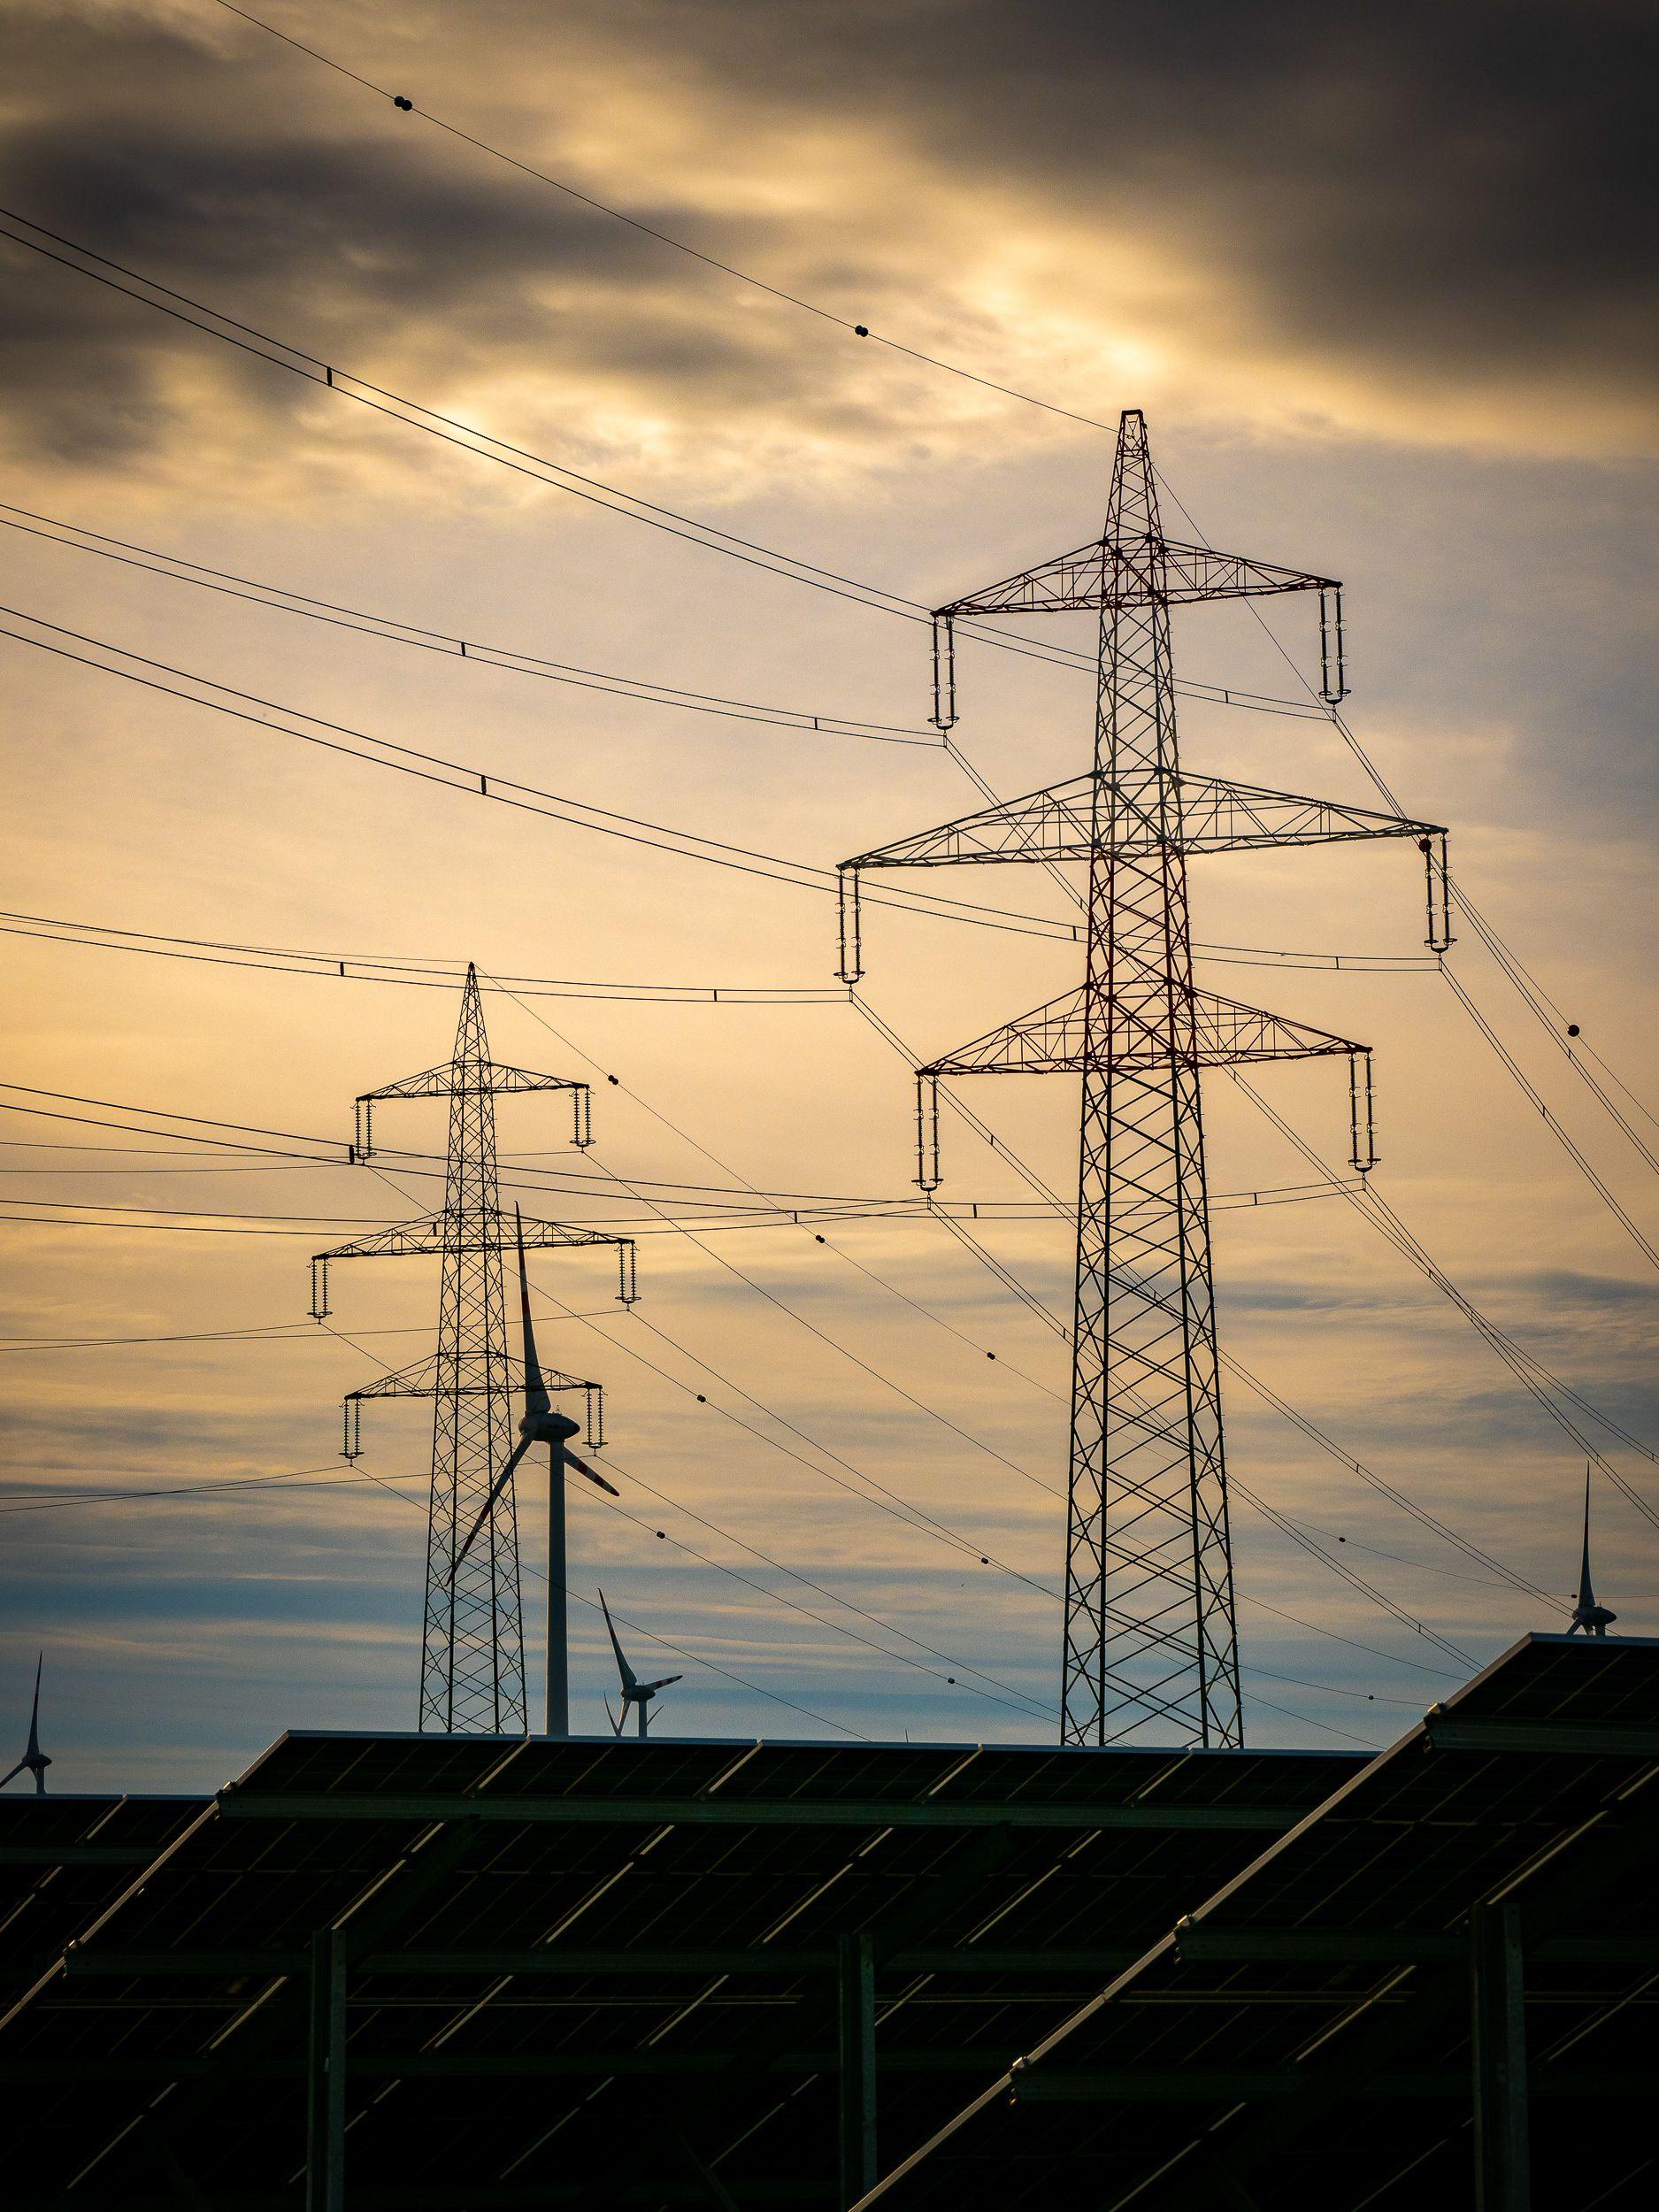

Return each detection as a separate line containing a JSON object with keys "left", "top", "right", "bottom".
{"left": 523, "top": 1408, "right": 582, "bottom": 1448}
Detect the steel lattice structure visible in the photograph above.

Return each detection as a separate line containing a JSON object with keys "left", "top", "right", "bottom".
{"left": 311, "top": 965, "right": 636, "bottom": 1734}
{"left": 839, "top": 410, "right": 1451, "bottom": 1749}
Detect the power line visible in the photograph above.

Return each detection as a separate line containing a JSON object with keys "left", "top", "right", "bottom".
{"left": 0, "top": 503, "right": 937, "bottom": 749}
{"left": 0, "top": 1077, "right": 1353, "bottom": 1225}
{"left": 355, "top": 1153, "right": 1064, "bottom": 1614}
{"left": 0, "top": 1460, "right": 399, "bottom": 1517}
{"left": 0, "top": 204, "right": 1336, "bottom": 730}
{"left": 0, "top": 1316, "right": 609, "bottom": 1356}
{"left": 0, "top": 600, "right": 1091, "bottom": 949}
{"left": 1230, "top": 1485, "right": 1476, "bottom": 1668}
{"left": 0, "top": 902, "right": 1432, "bottom": 996}
{"left": 205, "top": 0, "right": 1126, "bottom": 440}
{"left": 1239, "top": 1590, "right": 1463, "bottom": 1683}
{"left": 1243, "top": 1050, "right": 1659, "bottom": 1468}
{"left": 1229, "top": 1071, "right": 1659, "bottom": 1538}
{"left": 0, "top": 204, "right": 1093, "bottom": 682}
{"left": 481, "top": 964, "right": 1072, "bottom": 1398}
{"left": 1451, "top": 883, "right": 1659, "bottom": 1173}
{"left": 2, "top": 495, "right": 1340, "bottom": 741}
{"left": 480, "top": 973, "right": 1065, "bottom": 1501}
{"left": 1147, "top": 457, "right": 1658, "bottom": 1514}
{"left": 851, "top": 990, "right": 1567, "bottom": 1633}
{"left": 596, "top": 1467, "right": 1056, "bottom": 1726}
{"left": 1156, "top": 456, "right": 1659, "bottom": 1184}
{"left": 318, "top": 1302, "right": 1059, "bottom": 1732}
{"left": 1439, "top": 965, "right": 1659, "bottom": 1271}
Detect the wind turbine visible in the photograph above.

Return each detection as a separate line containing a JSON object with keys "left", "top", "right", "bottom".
{"left": 1569, "top": 1467, "right": 1617, "bottom": 1638}
{"left": 451, "top": 1206, "right": 618, "bottom": 1735}
{"left": 599, "top": 1591, "right": 680, "bottom": 1739}
{"left": 1, "top": 1654, "right": 50, "bottom": 1794}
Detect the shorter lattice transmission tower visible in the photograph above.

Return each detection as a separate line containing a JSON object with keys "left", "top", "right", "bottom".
{"left": 839, "top": 409, "right": 1452, "bottom": 1749}
{"left": 311, "top": 965, "right": 638, "bottom": 1735}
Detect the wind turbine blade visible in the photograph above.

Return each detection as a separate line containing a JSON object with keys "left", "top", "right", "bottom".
{"left": 565, "top": 1449, "right": 620, "bottom": 1499}
{"left": 25, "top": 1652, "right": 42, "bottom": 1763}
{"left": 596, "top": 1588, "right": 640, "bottom": 1694}
{"left": 516, "top": 1205, "right": 550, "bottom": 1416}
{"left": 449, "top": 1434, "right": 534, "bottom": 1583}
{"left": 0, "top": 1761, "right": 27, "bottom": 1791}
{"left": 638, "top": 1676, "right": 683, "bottom": 1694}
{"left": 603, "top": 1697, "right": 623, "bottom": 1740}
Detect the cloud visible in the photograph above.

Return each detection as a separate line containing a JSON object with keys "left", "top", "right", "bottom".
{"left": 0, "top": 2, "right": 1654, "bottom": 1785}
{"left": 1, "top": 0, "right": 1653, "bottom": 501}
{"left": 633, "top": 0, "right": 1659, "bottom": 448}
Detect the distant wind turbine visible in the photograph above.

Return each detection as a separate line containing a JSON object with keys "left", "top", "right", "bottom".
{"left": 599, "top": 1591, "right": 680, "bottom": 1739}
{"left": 1569, "top": 1467, "right": 1617, "bottom": 1638}
{"left": 1, "top": 1654, "right": 50, "bottom": 1794}
{"left": 450, "top": 1206, "right": 618, "bottom": 1735}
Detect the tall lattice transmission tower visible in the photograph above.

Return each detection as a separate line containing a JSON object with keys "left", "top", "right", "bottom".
{"left": 311, "top": 966, "right": 638, "bottom": 1734}
{"left": 839, "top": 410, "right": 1452, "bottom": 1749}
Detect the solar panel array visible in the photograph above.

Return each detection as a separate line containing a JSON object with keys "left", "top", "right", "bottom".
{"left": 0, "top": 1794, "right": 204, "bottom": 2010}
{"left": 0, "top": 1731, "right": 1353, "bottom": 2203}
{"left": 4, "top": 1638, "right": 1651, "bottom": 2208}
{"left": 863, "top": 1634, "right": 1659, "bottom": 2210}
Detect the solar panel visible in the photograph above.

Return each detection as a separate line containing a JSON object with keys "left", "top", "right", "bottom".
{"left": 0, "top": 1795, "right": 204, "bottom": 2009}
{"left": 0, "top": 1731, "right": 1354, "bottom": 2203}
{"left": 860, "top": 1635, "right": 1659, "bottom": 2211}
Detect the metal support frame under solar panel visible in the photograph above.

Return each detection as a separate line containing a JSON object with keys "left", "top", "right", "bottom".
{"left": 3, "top": 1639, "right": 1655, "bottom": 2208}
{"left": 0, "top": 1737, "right": 1353, "bottom": 2205}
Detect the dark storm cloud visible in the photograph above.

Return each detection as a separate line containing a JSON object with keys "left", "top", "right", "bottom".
{"left": 654, "top": 0, "right": 1658, "bottom": 396}
{"left": 0, "top": 10, "right": 830, "bottom": 467}
{"left": 0, "top": 0, "right": 1653, "bottom": 465}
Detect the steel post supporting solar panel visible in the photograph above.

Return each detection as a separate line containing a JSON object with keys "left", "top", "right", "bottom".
{"left": 1470, "top": 1903, "right": 1530, "bottom": 2211}
{"left": 305, "top": 1926, "right": 346, "bottom": 2212}
{"left": 839, "top": 1932, "right": 878, "bottom": 2207}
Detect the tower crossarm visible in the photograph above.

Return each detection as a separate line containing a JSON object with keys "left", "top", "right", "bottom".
{"left": 356, "top": 1063, "right": 586, "bottom": 1102}
{"left": 312, "top": 1216, "right": 450, "bottom": 1266}
{"left": 920, "top": 986, "right": 1364, "bottom": 1079}
{"left": 338, "top": 1356, "right": 603, "bottom": 1464}
{"left": 842, "top": 772, "right": 1440, "bottom": 870}
{"left": 842, "top": 772, "right": 1098, "bottom": 871}
{"left": 936, "top": 537, "right": 1336, "bottom": 618}
{"left": 310, "top": 1215, "right": 637, "bottom": 1317}
{"left": 478, "top": 1064, "right": 588, "bottom": 1096}
{"left": 344, "top": 1356, "right": 596, "bottom": 1403}
{"left": 836, "top": 773, "right": 1449, "bottom": 981}
{"left": 354, "top": 1066, "right": 591, "bottom": 1157}
{"left": 914, "top": 988, "right": 1373, "bottom": 1187}
{"left": 1172, "top": 774, "right": 1442, "bottom": 854}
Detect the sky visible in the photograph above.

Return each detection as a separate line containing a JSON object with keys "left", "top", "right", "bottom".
{"left": 1, "top": 0, "right": 1655, "bottom": 1793}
